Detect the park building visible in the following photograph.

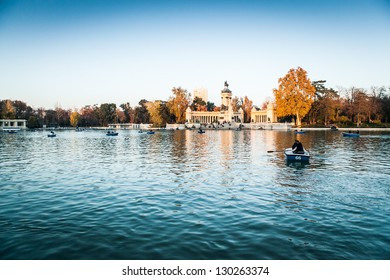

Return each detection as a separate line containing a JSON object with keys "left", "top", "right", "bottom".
{"left": 250, "top": 102, "right": 277, "bottom": 123}
{"left": 186, "top": 81, "right": 281, "bottom": 129}
{"left": 185, "top": 81, "right": 244, "bottom": 127}
{"left": 0, "top": 119, "right": 27, "bottom": 131}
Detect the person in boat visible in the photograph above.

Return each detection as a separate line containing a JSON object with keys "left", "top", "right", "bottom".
{"left": 50, "top": 130, "right": 54, "bottom": 134}
{"left": 292, "top": 140, "right": 304, "bottom": 154}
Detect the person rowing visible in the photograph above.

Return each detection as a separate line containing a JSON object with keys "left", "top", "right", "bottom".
{"left": 292, "top": 139, "right": 304, "bottom": 154}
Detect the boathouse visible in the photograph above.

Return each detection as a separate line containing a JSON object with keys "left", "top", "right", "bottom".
{"left": 0, "top": 119, "right": 27, "bottom": 130}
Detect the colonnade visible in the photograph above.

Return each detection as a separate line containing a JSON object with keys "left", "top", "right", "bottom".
{"left": 253, "top": 114, "right": 269, "bottom": 123}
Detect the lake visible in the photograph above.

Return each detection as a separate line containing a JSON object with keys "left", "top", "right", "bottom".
{"left": 1, "top": 129, "right": 390, "bottom": 259}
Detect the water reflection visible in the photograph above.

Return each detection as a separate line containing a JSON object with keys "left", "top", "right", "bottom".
{"left": 1, "top": 130, "right": 390, "bottom": 259}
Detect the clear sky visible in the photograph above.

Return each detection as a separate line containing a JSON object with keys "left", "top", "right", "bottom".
{"left": 1, "top": 0, "right": 389, "bottom": 110}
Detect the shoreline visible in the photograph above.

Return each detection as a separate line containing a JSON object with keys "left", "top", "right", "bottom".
{"left": 297, "top": 127, "right": 390, "bottom": 132}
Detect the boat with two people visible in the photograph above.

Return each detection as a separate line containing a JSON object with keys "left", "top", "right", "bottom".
{"left": 106, "top": 130, "right": 119, "bottom": 136}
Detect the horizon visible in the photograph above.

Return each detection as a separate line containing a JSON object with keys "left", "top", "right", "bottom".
{"left": 1, "top": 0, "right": 389, "bottom": 110}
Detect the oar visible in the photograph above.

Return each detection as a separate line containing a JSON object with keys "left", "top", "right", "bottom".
{"left": 267, "top": 150, "right": 284, "bottom": 153}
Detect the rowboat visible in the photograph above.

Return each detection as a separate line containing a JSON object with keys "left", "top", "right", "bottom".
{"left": 295, "top": 130, "right": 306, "bottom": 134}
{"left": 4, "top": 129, "right": 19, "bottom": 134}
{"left": 198, "top": 130, "right": 205, "bottom": 134}
{"left": 106, "top": 131, "right": 118, "bottom": 136}
{"left": 147, "top": 131, "right": 155, "bottom": 134}
{"left": 47, "top": 133, "right": 56, "bottom": 137}
{"left": 284, "top": 148, "right": 310, "bottom": 162}
{"left": 342, "top": 132, "right": 360, "bottom": 137}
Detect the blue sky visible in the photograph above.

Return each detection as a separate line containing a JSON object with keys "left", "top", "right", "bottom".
{"left": 0, "top": 0, "right": 389, "bottom": 109}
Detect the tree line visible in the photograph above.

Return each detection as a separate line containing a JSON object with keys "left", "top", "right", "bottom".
{"left": 1, "top": 72, "right": 389, "bottom": 128}
{"left": 0, "top": 87, "right": 255, "bottom": 128}
{"left": 274, "top": 67, "right": 390, "bottom": 127}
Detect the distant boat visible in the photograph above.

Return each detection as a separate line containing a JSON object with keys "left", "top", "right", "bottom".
{"left": 330, "top": 126, "right": 338, "bottom": 131}
{"left": 284, "top": 148, "right": 310, "bottom": 162}
{"left": 295, "top": 130, "right": 306, "bottom": 134}
{"left": 138, "top": 130, "right": 143, "bottom": 133}
{"left": 48, "top": 131, "right": 56, "bottom": 137}
{"left": 342, "top": 132, "right": 360, "bottom": 137}
{"left": 106, "top": 131, "right": 118, "bottom": 136}
{"left": 198, "top": 130, "right": 205, "bottom": 134}
{"left": 147, "top": 131, "right": 155, "bottom": 134}
{"left": 5, "top": 129, "right": 19, "bottom": 134}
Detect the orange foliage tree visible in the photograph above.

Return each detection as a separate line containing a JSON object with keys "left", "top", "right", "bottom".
{"left": 273, "top": 67, "right": 316, "bottom": 126}
{"left": 167, "top": 87, "right": 191, "bottom": 124}
{"left": 241, "top": 96, "right": 253, "bottom": 123}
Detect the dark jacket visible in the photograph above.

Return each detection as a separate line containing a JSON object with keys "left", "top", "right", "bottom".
{"left": 292, "top": 142, "right": 304, "bottom": 153}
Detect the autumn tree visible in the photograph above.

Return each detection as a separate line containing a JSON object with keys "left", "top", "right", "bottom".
{"left": 273, "top": 67, "right": 316, "bottom": 126}
{"left": 231, "top": 96, "right": 242, "bottom": 112}
{"left": 351, "top": 88, "right": 370, "bottom": 126}
{"left": 70, "top": 111, "right": 80, "bottom": 127}
{"left": 0, "top": 100, "right": 15, "bottom": 119}
{"left": 367, "top": 87, "right": 385, "bottom": 123}
{"left": 146, "top": 100, "right": 166, "bottom": 127}
{"left": 79, "top": 105, "right": 100, "bottom": 127}
{"left": 167, "top": 87, "right": 191, "bottom": 123}
{"left": 55, "top": 105, "right": 70, "bottom": 127}
{"left": 241, "top": 96, "right": 253, "bottom": 123}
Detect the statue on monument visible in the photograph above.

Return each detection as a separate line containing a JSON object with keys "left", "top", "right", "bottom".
{"left": 224, "top": 81, "right": 229, "bottom": 88}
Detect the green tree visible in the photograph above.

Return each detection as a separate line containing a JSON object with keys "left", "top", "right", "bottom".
{"left": 206, "top": 101, "right": 215, "bottom": 112}
{"left": 309, "top": 80, "right": 339, "bottom": 125}
{"left": 273, "top": 67, "right": 316, "bottom": 126}
{"left": 27, "top": 116, "right": 40, "bottom": 129}
{"left": 120, "top": 102, "right": 134, "bottom": 123}
{"left": 134, "top": 99, "right": 150, "bottom": 124}
{"left": 190, "top": 96, "right": 206, "bottom": 111}
{"left": 99, "top": 103, "right": 117, "bottom": 126}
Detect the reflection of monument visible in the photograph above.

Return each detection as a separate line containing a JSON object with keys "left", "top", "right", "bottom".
{"left": 186, "top": 81, "right": 243, "bottom": 126}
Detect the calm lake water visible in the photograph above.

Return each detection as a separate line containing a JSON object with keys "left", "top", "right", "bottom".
{"left": 1, "top": 129, "right": 390, "bottom": 259}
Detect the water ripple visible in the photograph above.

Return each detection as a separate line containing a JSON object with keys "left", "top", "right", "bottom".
{"left": 1, "top": 130, "right": 390, "bottom": 259}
